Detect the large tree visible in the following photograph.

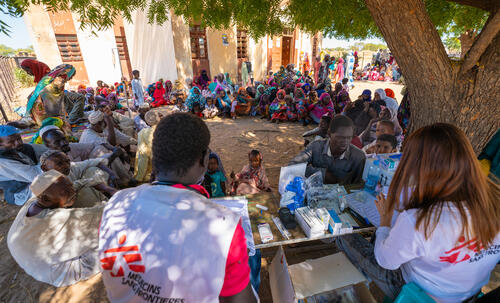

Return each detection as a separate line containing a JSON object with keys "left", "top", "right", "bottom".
{"left": 2, "top": 0, "right": 498, "bottom": 151}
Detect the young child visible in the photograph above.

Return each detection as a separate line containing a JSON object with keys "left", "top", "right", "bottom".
{"left": 202, "top": 97, "right": 218, "bottom": 119}
{"left": 172, "top": 97, "right": 189, "bottom": 113}
{"left": 362, "top": 120, "right": 396, "bottom": 151}
{"left": 230, "top": 150, "right": 271, "bottom": 195}
{"left": 342, "top": 78, "right": 349, "bottom": 92}
{"left": 203, "top": 154, "right": 227, "bottom": 197}
{"left": 191, "top": 103, "right": 203, "bottom": 118}
{"left": 369, "top": 134, "right": 398, "bottom": 154}
{"left": 285, "top": 95, "right": 297, "bottom": 122}
{"left": 230, "top": 91, "right": 238, "bottom": 120}
{"left": 271, "top": 93, "right": 288, "bottom": 123}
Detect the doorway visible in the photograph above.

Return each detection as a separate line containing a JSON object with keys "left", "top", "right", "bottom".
{"left": 281, "top": 36, "right": 292, "bottom": 67}
{"left": 190, "top": 25, "right": 210, "bottom": 79}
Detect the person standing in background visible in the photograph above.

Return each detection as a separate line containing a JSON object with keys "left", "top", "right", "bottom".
{"left": 131, "top": 70, "right": 144, "bottom": 109}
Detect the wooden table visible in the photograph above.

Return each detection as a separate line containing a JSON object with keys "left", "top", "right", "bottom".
{"left": 246, "top": 191, "right": 375, "bottom": 249}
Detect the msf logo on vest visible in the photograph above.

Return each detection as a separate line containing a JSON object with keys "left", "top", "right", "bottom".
{"left": 439, "top": 236, "right": 485, "bottom": 264}
{"left": 101, "top": 234, "right": 145, "bottom": 277}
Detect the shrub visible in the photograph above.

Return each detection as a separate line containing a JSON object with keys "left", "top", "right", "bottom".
{"left": 14, "top": 68, "right": 34, "bottom": 87}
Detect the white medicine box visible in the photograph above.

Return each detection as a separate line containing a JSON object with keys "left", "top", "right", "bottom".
{"left": 268, "top": 246, "right": 376, "bottom": 303}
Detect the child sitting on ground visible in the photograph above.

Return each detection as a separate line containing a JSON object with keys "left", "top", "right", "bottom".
{"left": 302, "top": 115, "right": 332, "bottom": 147}
{"left": 7, "top": 170, "right": 103, "bottom": 287}
{"left": 203, "top": 154, "right": 227, "bottom": 197}
{"left": 202, "top": 97, "right": 218, "bottom": 119}
{"left": 285, "top": 95, "right": 297, "bottom": 122}
{"left": 172, "top": 97, "right": 189, "bottom": 113}
{"left": 342, "top": 78, "right": 350, "bottom": 92}
{"left": 191, "top": 103, "right": 203, "bottom": 118}
{"left": 365, "top": 134, "right": 398, "bottom": 154}
{"left": 230, "top": 150, "right": 271, "bottom": 195}
{"left": 360, "top": 119, "right": 395, "bottom": 148}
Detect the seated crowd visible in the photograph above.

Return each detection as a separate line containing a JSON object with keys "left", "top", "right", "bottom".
{"left": 0, "top": 59, "right": 499, "bottom": 303}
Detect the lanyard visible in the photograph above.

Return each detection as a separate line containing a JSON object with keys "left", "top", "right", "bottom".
{"left": 152, "top": 181, "right": 210, "bottom": 199}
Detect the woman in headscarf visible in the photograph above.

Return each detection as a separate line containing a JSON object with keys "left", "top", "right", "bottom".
{"left": 361, "top": 89, "right": 372, "bottom": 102}
{"left": 151, "top": 82, "right": 167, "bottom": 108}
{"left": 235, "top": 87, "right": 252, "bottom": 116}
{"left": 216, "top": 88, "right": 231, "bottom": 117}
{"left": 255, "top": 84, "right": 265, "bottom": 101}
{"left": 274, "top": 66, "right": 287, "bottom": 87}
{"left": 21, "top": 59, "right": 51, "bottom": 84}
{"left": 163, "top": 80, "right": 174, "bottom": 104}
{"left": 269, "top": 89, "right": 285, "bottom": 119}
{"left": 185, "top": 87, "right": 206, "bottom": 111}
{"left": 308, "top": 93, "right": 334, "bottom": 124}
{"left": 294, "top": 87, "right": 310, "bottom": 125}
{"left": 384, "top": 88, "right": 396, "bottom": 100}
{"left": 333, "top": 58, "right": 345, "bottom": 83}
{"left": 26, "top": 64, "right": 79, "bottom": 127}
{"left": 197, "top": 70, "right": 210, "bottom": 90}
{"left": 374, "top": 88, "right": 399, "bottom": 113}
{"left": 335, "top": 89, "right": 351, "bottom": 114}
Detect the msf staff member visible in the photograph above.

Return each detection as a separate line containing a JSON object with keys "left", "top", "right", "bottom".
{"left": 99, "top": 113, "right": 256, "bottom": 303}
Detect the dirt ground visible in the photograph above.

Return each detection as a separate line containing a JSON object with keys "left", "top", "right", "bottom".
{"left": 1, "top": 81, "right": 499, "bottom": 302}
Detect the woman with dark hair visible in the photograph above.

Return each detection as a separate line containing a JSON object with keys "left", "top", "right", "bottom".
{"left": 197, "top": 69, "right": 210, "bottom": 90}
{"left": 337, "top": 123, "right": 500, "bottom": 302}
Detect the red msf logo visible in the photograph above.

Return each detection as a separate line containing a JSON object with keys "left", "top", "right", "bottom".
{"left": 439, "top": 236, "right": 485, "bottom": 264}
{"left": 101, "top": 234, "right": 145, "bottom": 277}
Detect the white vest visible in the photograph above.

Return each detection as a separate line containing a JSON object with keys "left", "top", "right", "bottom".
{"left": 99, "top": 184, "right": 240, "bottom": 303}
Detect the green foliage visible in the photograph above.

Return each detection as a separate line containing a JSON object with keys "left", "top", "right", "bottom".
{"left": 0, "top": 43, "right": 35, "bottom": 56}
{"left": 14, "top": 67, "right": 34, "bottom": 87}
{"left": 0, "top": 0, "right": 490, "bottom": 39}
{"left": 0, "top": 44, "right": 15, "bottom": 56}
{"left": 443, "top": 36, "right": 461, "bottom": 52}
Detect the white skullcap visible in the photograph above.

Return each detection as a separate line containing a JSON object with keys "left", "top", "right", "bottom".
{"left": 30, "top": 170, "right": 65, "bottom": 197}
{"left": 39, "top": 125, "right": 60, "bottom": 139}
{"left": 88, "top": 111, "right": 104, "bottom": 124}
{"left": 139, "top": 103, "right": 150, "bottom": 109}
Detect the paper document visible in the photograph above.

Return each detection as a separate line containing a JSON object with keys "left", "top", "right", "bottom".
{"left": 345, "top": 191, "right": 400, "bottom": 227}
{"left": 211, "top": 197, "right": 256, "bottom": 256}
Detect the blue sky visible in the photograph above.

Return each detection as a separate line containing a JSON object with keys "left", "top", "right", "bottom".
{"left": 0, "top": 12, "right": 385, "bottom": 50}
{"left": 0, "top": 14, "right": 31, "bottom": 49}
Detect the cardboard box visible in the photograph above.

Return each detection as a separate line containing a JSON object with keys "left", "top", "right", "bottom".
{"left": 269, "top": 246, "right": 376, "bottom": 303}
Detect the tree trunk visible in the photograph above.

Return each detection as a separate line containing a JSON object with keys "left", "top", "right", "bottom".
{"left": 364, "top": 0, "right": 500, "bottom": 153}
{"left": 459, "top": 30, "right": 476, "bottom": 59}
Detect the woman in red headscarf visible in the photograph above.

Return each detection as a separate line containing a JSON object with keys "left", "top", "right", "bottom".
{"left": 21, "top": 59, "right": 51, "bottom": 84}
{"left": 384, "top": 88, "right": 396, "bottom": 99}
{"left": 151, "top": 82, "right": 167, "bottom": 108}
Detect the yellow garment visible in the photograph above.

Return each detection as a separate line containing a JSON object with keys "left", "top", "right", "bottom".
{"left": 134, "top": 125, "right": 156, "bottom": 182}
{"left": 479, "top": 159, "right": 491, "bottom": 176}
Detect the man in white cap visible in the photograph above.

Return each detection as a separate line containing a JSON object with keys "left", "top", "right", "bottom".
{"left": 80, "top": 110, "right": 137, "bottom": 149}
{"left": 80, "top": 111, "right": 136, "bottom": 187}
{"left": 7, "top": 169, "right": 103, "bottom": 287}
{"left": 0, "top": 125, "right": 48, "bottom": 205}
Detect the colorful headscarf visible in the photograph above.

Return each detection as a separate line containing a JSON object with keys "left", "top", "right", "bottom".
{"left": 31, "top": 117, "right": 65, "bottom": 144}
{"left": 362, "top": 89, "right": 372, "bottom": 102}
{"left": 26, "top": 64, "right": 76, "bottom": 115}
{"left": 185, "top": 87, "right": 206, "bottom": 110}
{"left": 255, "top": 84, "right": 265, "bottom": 100}
{"left": 21, "top": 59, "right": 51, "bottom": 83}
{"left": 384, "top": 88, "right": 395, "bottom": 99}
{"left": 237, "top": 87, "right": 250, "bottom": 104}
{"left": 235, "top": 151, "right": 269, "bottom": 191}
{"left": 86, "top": 87, "right": 95, "bottom": 95}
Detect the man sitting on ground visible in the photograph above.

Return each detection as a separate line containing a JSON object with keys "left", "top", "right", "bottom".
{"left": 99, "top": 113, "right": 256, "bottom": 303}
{"left": 134, "top": 110, "right": 163, "bottom": 182}
{"left": 40, "top": 150, "right": 116, "bottom": 207}
{"left": 289, "top": 115, "right": 366, "bottom": 184}
{"left": 0, "top": 125, "right": 47, "bottom": 205}
{"left": 7, "top": 170, "right": 103, "bottom": 287}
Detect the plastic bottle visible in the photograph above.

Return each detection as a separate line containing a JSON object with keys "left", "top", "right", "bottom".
{"left": 364, "top": 160, "right": 380, "bottom": 194}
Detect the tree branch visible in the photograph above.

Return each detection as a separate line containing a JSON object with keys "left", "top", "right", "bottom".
{"left": 460, "top": 9, "right": 500, "bottom": 73}
{"left": 446, "top": 0, "right": 495, "bottom": 12}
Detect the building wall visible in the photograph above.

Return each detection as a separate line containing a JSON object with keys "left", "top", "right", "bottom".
{"left": 206, "top": 28, "right": 238, "bottom": 81}
{"left": 23, "top": 5, "right": 62, "bottom": 69}
{"left": 47, "top": 11, "right": 90, "bottom": 86}
{"left": 123, "top": 10, "right": 177, "bottom": 86}
{"left": 72, "top": 13, "right": 122, "bottom": 87}
{"left": 113, "top": 17, "right": 133, "bottom": 80}
{"left": 248, "top": 37, "right": 267, "bottom": 82}
{"left": 170, "top": 12, "right": 193, "bottom": 83}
